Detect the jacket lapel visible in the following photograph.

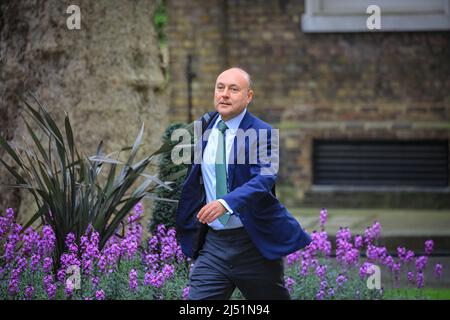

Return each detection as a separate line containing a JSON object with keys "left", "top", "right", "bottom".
{"left": 184, "top": 112, "right": 220, "bottom": 184}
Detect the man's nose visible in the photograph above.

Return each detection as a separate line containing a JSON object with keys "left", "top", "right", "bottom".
{"left": 222, "top": 88, "right": 230, "bottom": 98}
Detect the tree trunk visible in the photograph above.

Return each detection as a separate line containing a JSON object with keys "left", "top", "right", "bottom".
{"left": 0, "top": 0, "right": 169, "bottom": 222}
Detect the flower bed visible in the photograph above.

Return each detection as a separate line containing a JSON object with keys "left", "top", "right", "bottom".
{"left": 0, "top": 206, "right": 444, "bottom": 300}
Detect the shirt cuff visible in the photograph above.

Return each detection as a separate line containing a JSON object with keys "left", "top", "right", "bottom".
{"left": 217, "top": 199, "right": 234, "bottom": 215}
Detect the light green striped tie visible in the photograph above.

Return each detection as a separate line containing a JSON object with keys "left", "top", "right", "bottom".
{"left": 216, "top": 120, "right": 230, "bottom": 225}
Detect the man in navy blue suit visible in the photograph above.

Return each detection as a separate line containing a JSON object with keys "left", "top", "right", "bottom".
{"left": 176, "top": 67, "right": 311, "bottom": 300}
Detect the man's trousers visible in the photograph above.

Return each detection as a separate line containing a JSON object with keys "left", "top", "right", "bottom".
{"left": 188, "top": 227, "right": 290, "bottom": 300}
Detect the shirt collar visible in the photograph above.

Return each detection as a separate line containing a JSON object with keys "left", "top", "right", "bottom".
{"left": 215, "top": 108, "right": 247, "bottom": 131}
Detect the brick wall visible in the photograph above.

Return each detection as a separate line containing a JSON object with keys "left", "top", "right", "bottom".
{"left": 166, "top": 0, "right": 450, "bottom": 207}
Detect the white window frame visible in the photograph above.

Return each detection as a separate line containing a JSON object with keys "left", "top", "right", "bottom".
{"left": 302, "top": 0, "right": 450, "bottom": 32}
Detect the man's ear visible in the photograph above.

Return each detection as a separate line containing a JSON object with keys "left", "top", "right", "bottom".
{"left": 247, "top": 90, "right": 254, "bottom": 104}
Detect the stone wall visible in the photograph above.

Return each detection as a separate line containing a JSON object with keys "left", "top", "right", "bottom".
{"left": 0, "top": 0, "right": 169, "bottom": 221}
{"left": 166, "top": 0, "right": 450, "bottom": 207}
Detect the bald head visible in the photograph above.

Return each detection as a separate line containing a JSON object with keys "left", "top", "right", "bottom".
{"left": 218, "top": 67, "right": 253, "bottom": 90}
{"left": 214, "top": 67, "right": 254, "bottom": 121}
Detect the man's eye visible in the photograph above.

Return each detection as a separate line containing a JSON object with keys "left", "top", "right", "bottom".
{"left": 231, "top": 88, "right": 238, "bottom": 92}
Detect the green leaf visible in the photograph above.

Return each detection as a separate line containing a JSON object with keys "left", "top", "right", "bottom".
{"left": 0, "top": 135, "right": 25, "bottom": 169}
{"left": 65, "top": 113, "right": 75, "bottom": 161}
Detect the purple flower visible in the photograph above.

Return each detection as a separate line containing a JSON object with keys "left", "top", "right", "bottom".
{"left": 121, "top": 234, "right": 139, "bottom": 260}
{"left": 68, "top": 243, "right": 78, "bottom": 254}
{"left": 320, "top": 208, "right": 327, "bottom": 230}
{"left": 65, "top": 232, "right": 76, "bottom": 248}
{"left": 144, "top": 271, "right": 165, "bottom": 288}
{"left": 96, "top": 290, "right": 105, "bottom": 300}
{"left": 392, "top": 262, "right": 401, "bottom": 286}
{"left": 315, "top": 265, "right": 327, "bottom": 279}
{"left": 337, "top": 227, "right": 352, "bottom": 243}
{"left": 300, "top": 252, "right": 311, "bottom": 276}
{"left": 22, "top": 227, "right": 40, "bottom": 256}
{"left": 80, "top": 227, "right": 100, "bottom": 264}
{"left": 157, "top": 224, "right": 167, "bottom": 239}
{"left": 316, "top": 290, "right": 325, "bottom": 300}
{"left": 16, "top": 256, "right": 27, "bottom": 273}
{"left": 416, "top": 272, "right": 424, "bottom": 288}
{"left": 285, "top": 277, "right": 295, "bottom": 294}
{"left": 148, "top": 235, "right": 159, "bottom": 251}
{"left": 344, "top": 248, "right": 359, "bottom": 266}
{"left": 392, "top": 262, "right": 401, "bottom": 274}
{"left": 98, "top": 239, "right": 121, "bottom": 273}
{"left": 144, "top": 253, "right": 160, "bottom": 271}
{"left": 25, "top": 286, "right": 35, "bottom": 300}
{"left": 364, "top": 221, "right": 381, "bottom": 245}
{"left": 354, "top": 235, "right": 363, "bottom": 250}
{"left": 161, "top": 264, "right": 175, "bottom": 279}
{"left": 43, "top": 257, "right": 53, "bottom": 273}
{"left": 424, "top": 240, "right": 434, "bottom": 256}
{"left": 133, "top": 201, "right": 144, "bottom": 216}
{"left": 182, "top": 287, "right": 190, "bottom": 300}
{"left": 8, "top": 273, "right": 20, "bottom": 296}
{"left": 407, "top": 271, "right": 415, "bottom": 284}
{"left": 30, "top": 254, "right": 41, "bottom": 271}
{"left": 359, "top": 262, "right": 376, "bottom": 279}
{"left": 60, "top": 252, "right": 81, "bottom": 274}
{"left": 328, "top": 287, "right": 335, "bottom": 297}
{"left": 435, "top": 264, "right": 443, "bottom": 278}
{"left": 46, "top": 284, "right": 57, "bottom": 300}
{"left": 309, "top": 231, "right": 332, "bottom": 257}
{"left": 336, "top": 274, "right": 347, "bottom": 287}
{"left": 92, "top": 276, "right": 100, "bottom": 288}
{"left": 320, "top": 280, "right": 328, "bottom": 291}
{"left": 366, "top": 245, "right": 379, "bottom": 261}
{"left": 57, "top": 268, "right": 66, "bottom": 283}
{"left": 0, "top": 208, "right": 15, "bottom": 240}
{"left": 415, "top": 256, "right": 428, "bottom": 272}
{"left": 397, "top": 247, "right": 406, "bottom": 262}
{"left": 404, "top": 250, "right": 415, "bottom": 263}
{"left": 39, "top": 225, "right": 56, "bottom": 256}
{"left": 129, "top": 269, "right": 138, "bottom": 291}
{"left": 4, "top": 224, "right": 21, "bottom": 263}
{"left": 43, "top": 275, "right": 56, "bottom": 299}
{"left": 382, "top": 255, "right": 394, "bottom": 269}
{"left": 65, "top": 283, "right": 74, "bottom": 298}
{"left": 287, "top": 251, "right": 301, "bottom": 266}
{"left": 82, "top": 258, "right": 94, "bottom": 276}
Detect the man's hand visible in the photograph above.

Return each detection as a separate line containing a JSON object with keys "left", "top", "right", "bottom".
{"left": 197, "top": 200, "right": 227, "bottom": 224}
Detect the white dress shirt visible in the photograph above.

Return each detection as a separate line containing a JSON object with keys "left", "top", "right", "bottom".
{"left": 201, "top": 108, "right": 247, "bottom": 230}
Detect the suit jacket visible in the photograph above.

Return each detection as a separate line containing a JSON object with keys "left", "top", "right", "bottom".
{"left": 176, "top": 111, "right": 311, "bottom": 260}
